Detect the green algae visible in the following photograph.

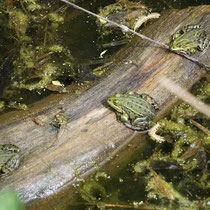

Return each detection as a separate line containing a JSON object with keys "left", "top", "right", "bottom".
{"left": 133, "top": 79, "right": 210, "bottom": 208}
{"left": 0, "top": 0, "right": 74, "bottom": 111}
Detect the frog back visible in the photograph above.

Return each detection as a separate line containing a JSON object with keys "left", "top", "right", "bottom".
{"left": 119, "top": 95, "right": 157, "bottom": 120}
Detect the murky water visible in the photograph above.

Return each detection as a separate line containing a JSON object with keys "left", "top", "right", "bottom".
{"left": 1, "top": 0, "right": 209, "bottom": 209}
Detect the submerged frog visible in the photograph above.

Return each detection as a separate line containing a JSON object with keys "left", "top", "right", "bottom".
{"left": 107, "top": 91, "right": 159, "bottom": 131}
{"left": 0, "top": 144, "right": 21, "bottom": 175}
{"left": 170, "top": 24, "right": 209, "bottom": 55}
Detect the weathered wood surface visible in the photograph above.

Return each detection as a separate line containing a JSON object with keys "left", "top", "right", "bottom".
{"left": 0, "top": 5, "right": 209, "bottom": 208}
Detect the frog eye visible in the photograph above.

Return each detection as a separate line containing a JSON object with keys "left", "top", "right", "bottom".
{"left": 115, "top": 94, "right": 121, "bottom": 97}
{"left": 126, "top": 91, "right": 134, "bottom": 95}
{"left": 5, "top": 145, "right": 13, "bottom": 150}
{"left": 113, "top": 100, "right": 119, "bottom": 104}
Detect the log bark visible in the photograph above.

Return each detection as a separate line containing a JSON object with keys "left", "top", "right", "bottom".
{"left": 0, "top": 5, "right": 209, "bottom": 209}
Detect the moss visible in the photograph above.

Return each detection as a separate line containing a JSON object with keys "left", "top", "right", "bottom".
{"left": 48, "top": 13, "right": 64, "bottom": 23}
{"left": 156, "top": 80, "right": 209, "bottom": 170}
{"left": 8, "top": 9, "right": 29, "bottom": 35}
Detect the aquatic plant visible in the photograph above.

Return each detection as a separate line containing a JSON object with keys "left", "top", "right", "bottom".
{"left": 134, "top": 78, "right": 210, "bottom": 208}
{"left": 0, "top": 0, "right": 74, "bottom": 109}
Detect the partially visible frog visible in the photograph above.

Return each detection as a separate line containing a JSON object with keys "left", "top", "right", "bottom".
{"left": 170, "top": 24, "right": 209, "bottom": 55}
{"left": 107, "top": 91, "right": 159, "bottom": 131}
{"left": 0, "top": 144, "right": 21, "bottom": 175}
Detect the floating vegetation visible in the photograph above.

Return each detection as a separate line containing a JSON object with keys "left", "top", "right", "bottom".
{"left": 0, "top": 0, "right": 74, "bottom": 111}
{"left": 0, "top": 100, "right": 27, "bottom": 112}
{"left": 97, "top": 0, "right": 160, "bottom": 38}
{"left": 73, "top": 171, "right": 116, "bottom": 209}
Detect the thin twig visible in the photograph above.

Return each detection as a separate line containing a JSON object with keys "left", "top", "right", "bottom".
{"left": 189, "top": 119, "right": 210, "bottom": 135}
{"left": 60, "top": 0, "right": 210, "bottom": 70}
{"left": 172, "top": 50, "right": 210, "bottom": 70}
{"left": 20, "top": 0, "right": 29, "bottom": 15}
{"left": 159, "top": 76, "right": 210, "bottom": 118}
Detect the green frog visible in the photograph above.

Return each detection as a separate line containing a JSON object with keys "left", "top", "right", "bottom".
{"left": 107, "top": 91, "right": 159, "bottom": 131}
{"left": 0, "top": 144, "right": 21, "bottom": 175}
{"left": 170, "top": 24, "right": 209, "bottom": 55}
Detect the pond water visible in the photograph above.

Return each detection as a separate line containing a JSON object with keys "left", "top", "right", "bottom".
{"left": 0, "top": 0, "right": 209, "bottom": 209}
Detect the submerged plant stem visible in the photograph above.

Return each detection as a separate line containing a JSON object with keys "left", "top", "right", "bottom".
{"left": 70, "top": 202, "right": 151, "bottom": 209}
{"left": 44, "top": 22, "right": 48, "bottom": 47}
{"left": 20, "top": 0, "right": 28, "bottom": 15}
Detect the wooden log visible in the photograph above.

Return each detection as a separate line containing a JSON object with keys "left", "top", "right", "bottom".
{"left": 0, "top": 5, "right": 209, "bottom": 209}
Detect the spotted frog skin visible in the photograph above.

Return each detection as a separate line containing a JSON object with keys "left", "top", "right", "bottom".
{"left": 0, "top": 144, "right": 21, "bottom": 175}
{"left": 170, "top": 24, "right": 209, "bottom": 55}
{"left": 107, "top": 91, "right": 159, "bottom": 131}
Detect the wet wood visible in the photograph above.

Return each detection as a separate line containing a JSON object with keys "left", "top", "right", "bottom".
{"left": 0, "top": 5, "right": 209, "bottom": 209}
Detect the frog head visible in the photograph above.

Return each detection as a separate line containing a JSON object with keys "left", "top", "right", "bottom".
{"left": 170, "top": 26, "right": 206, "bottom": 54}
{"left": 107, "top": 94, "right": 124, "bottom": 114}
{"left": 107, "top": 94, "right": 130, "bottom": 123}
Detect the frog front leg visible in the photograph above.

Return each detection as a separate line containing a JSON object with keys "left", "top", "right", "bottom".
{"left": 198, "top": 34, "right": 209, "bottom": 54}
{"left": 117, "top": 112, "right": 129, "bottom": 124}
{"left": 1, "top": 164, "right": 11, "bottom": 174}
{"left": 187, "top": 47, "right": 196, "bottom": 55}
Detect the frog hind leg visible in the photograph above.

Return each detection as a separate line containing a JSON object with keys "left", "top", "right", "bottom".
{"left": 124, "top": 123, "right": 149, "bottom": 133}
{"left": 1, "top": 166, "right": 11, "bottom": 174}
{"left": 2, "top": 156, "right": 20, "bottom": 174}
{"left": 187, "top": 48, "right": 196, "bottom": 55}
{"left": 198, "top": 33, "right": 209, "bottom": 54}
{"left": 124, "top": 116, "right": 152, "bottom": 132}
